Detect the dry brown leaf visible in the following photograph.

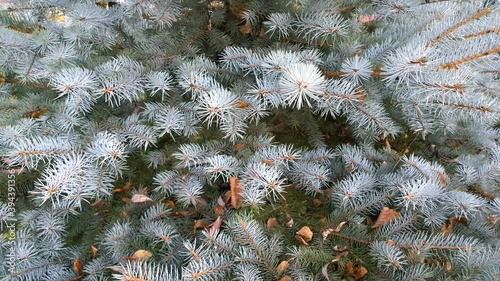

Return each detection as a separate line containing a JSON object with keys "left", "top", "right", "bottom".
{"left": 235, "top": 99, "right": 250, "bottom": 108}
{"left": 106, "top": 265, "right": 125, "bottom": 274}
{"left": 130, "top": 249, "right": 152, "bottom": 261}
{"left": 295, "top": 235, "right": 309, "bottom": 246}
{"left": 371, "top": 207, "right": 399, "bottom": 228}
{"left": 358, "top": 14, "right": 377, "bottom": 24}
{"left": 354, "top": 265, "right": 368, "bottom": 280}
{"left": 321, "top": 263, "right": 331, "bottom": 281}
{"left": 91, "top": 245, "right": 98, "bottom": 257}
{"left": 91, "top": 197, "right": 104, "bottom": 209}
{"left": 332, "top": 250, "right": 349, "bottom": 263}
{"left": 487, "top": 214, "right": 499, "bottom": 225}
{"left": 73, "top": 258, "right": 83, "bottom": 276}
{"left": 121, "top": 210, "right": 129, "bottom": 218}
{"left": 344, "top": 260, "right": 367, "bottom": 280}
{"left": 276, "top": 260, "right": 289, "bottom": 274}
{"left": 214, "top": 205, "right": 225, "bottom": 216}
{"left": 131, "top": 194, "right": 154, "bottom": 203}
{"left": 435, "top": 171, "right": 447, "bottom": 186}
{"left": 445, "top": 261, "right": 452, "bottom": 273}
{"left": 296, "top": 226, "right": 313, "bottom": 242}
{"left": 239, "top": 19, "right": 252, "bottom": 34}
{"left": 334, "top": 221, "right": 346, "bottom": 232}
{"left": 267, "top": 217, "right": 278, "bottom": 228}
{"left": 313, "top": 198, "right": 323, "bottom": 207}
{"left": 205, "top": 216, "right": 222, "bottom": 235}
{"left": 442, "top": 216, "right": 468, "bottom": 235}
{"left": 173, "top": 210, "right": 197, "bottom": 217}
{"left": 322, "top": 228, "right": 334, "bottom": 241}
{"left": 165, "top": 199, "right": 175, "bottom": 208}
{"left": 227, "top": 0, "right": 247, "bottom": 20}
{"left": 194, "top": 219, "right": 208, "bottom": 230}
{"left": 279, "top": 275, "right": 292, "bottom": 281}
{"left": 229, "top": 176, "right": 244, "bottom": 209}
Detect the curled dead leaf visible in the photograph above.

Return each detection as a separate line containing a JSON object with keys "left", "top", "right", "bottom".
{"left": 91, "top": 245, "right": 98, "bottom": 257}
{"left": 371, "top": 207, "right": 399, "bottom": 228}
{"left": 445, "top": 261, "right": 452, "bottom": 273}
{"left": 267, "top": 217, "right": 278, "bottom": 228}
{"left": 279, "top": 275, "right": 292, "bottom": 281}
{"left": 321, "top": 262, "right": 331, "bottom": 281}
{"left": 277, "top": 260, "right": 289, "bottom": 274}
{"left": 295, "top": 235, "right": 309, "bottom": 246}
{"left": 296, "top": 226, "right": 313, "bottom": 242}
{"left": 205, "top": 216, "right": 222, "bottom": 236}
{"left": 344, "top": 260, "right": 368, "bottom": 281}
{"left": 130, "top": 249, "right": 152, "bottom": 261}
{"left": 228, "top": 176, "right": 244, "bottom": 209}
{"left": 73, "top": 257, "right": 83, "bottom": 276}
{"left": 332, "top": 250, "right": 349, "bottom": 263}
{"left": 131, "top": 194, "right": 154, "bottom": 203}
{"left": 106, "top": 265, "right": 126, "bottom": 274}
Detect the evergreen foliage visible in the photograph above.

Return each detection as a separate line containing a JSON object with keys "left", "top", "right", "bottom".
{"left": 0, "top": 0, "right": 500, "bottom": 280}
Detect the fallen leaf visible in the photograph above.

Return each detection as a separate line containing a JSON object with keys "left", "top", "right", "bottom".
{"left": 334, "top": 221, "right": 346, "bottom": 232}
{"left": 235, "top": 99, "right": 250, "bottom": 108}
{"left": 296, "top": 226, "right": 313, "bottom": 242}
{"left": 277, "top": 260, "right": 289, "bottom": 274}
{"left": 279, "top": 275, "right": 292, "bottom": 281}
{"left": 445, "top": 261, "right": 452, "bottom": 273}
{"left": 73, "top": 258, "right": 83, "bottom": 276}
{"left": 441, "top": 216, "right": 468, "bottom": 235}
{"left": 332, "top": 250, "right": 349, "bottom": 262}
{"left": 91, "top": 197, "right": 104, "bottom": 209}
{"left": 229, "top": 176, "right": 244, "bottom": 209}
{"left": 344, "top": 260, "right": 368, "bottom": 281}
{"left": 214, "top": 205, "right": 225, "bottom": 216}
{"left": 131, "top": 194, "right": 154, "bottom": 203}
{"left": 91, "top": 245, "right": 98, "bottom": 257}
{"left": 321, "top": 262, "right": 331, "bottom": 281}
{"left": 358, "top": 14, "right": 377, "bottom": 24}
{"left": 106, "top": 265, "right": 126, "bottom": 274}
{"left": 267, "top": 217, "right": 278, "bottom": 228}
{"left": 239, "top": 19, "right": 252, "bottom": 34}
{"left": 130, "top": 249, "right": 152, "bottom": 261}
{"left": 322, "top": 228, "right": 334, "bottom": 241}
{"left": 165, "top": 199, "right": 175, "bottom": 208}
{"left": 194, "top": 219, "right": 208, "bottom": 230}
{"left": 205, "top": 216, "right": 222, "bottom": 236}
{"left": 295, "top": 235, "right": 309, "bottom": 246}
{"left": 371, "top": 207, "right": 399, "bottom": 228}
